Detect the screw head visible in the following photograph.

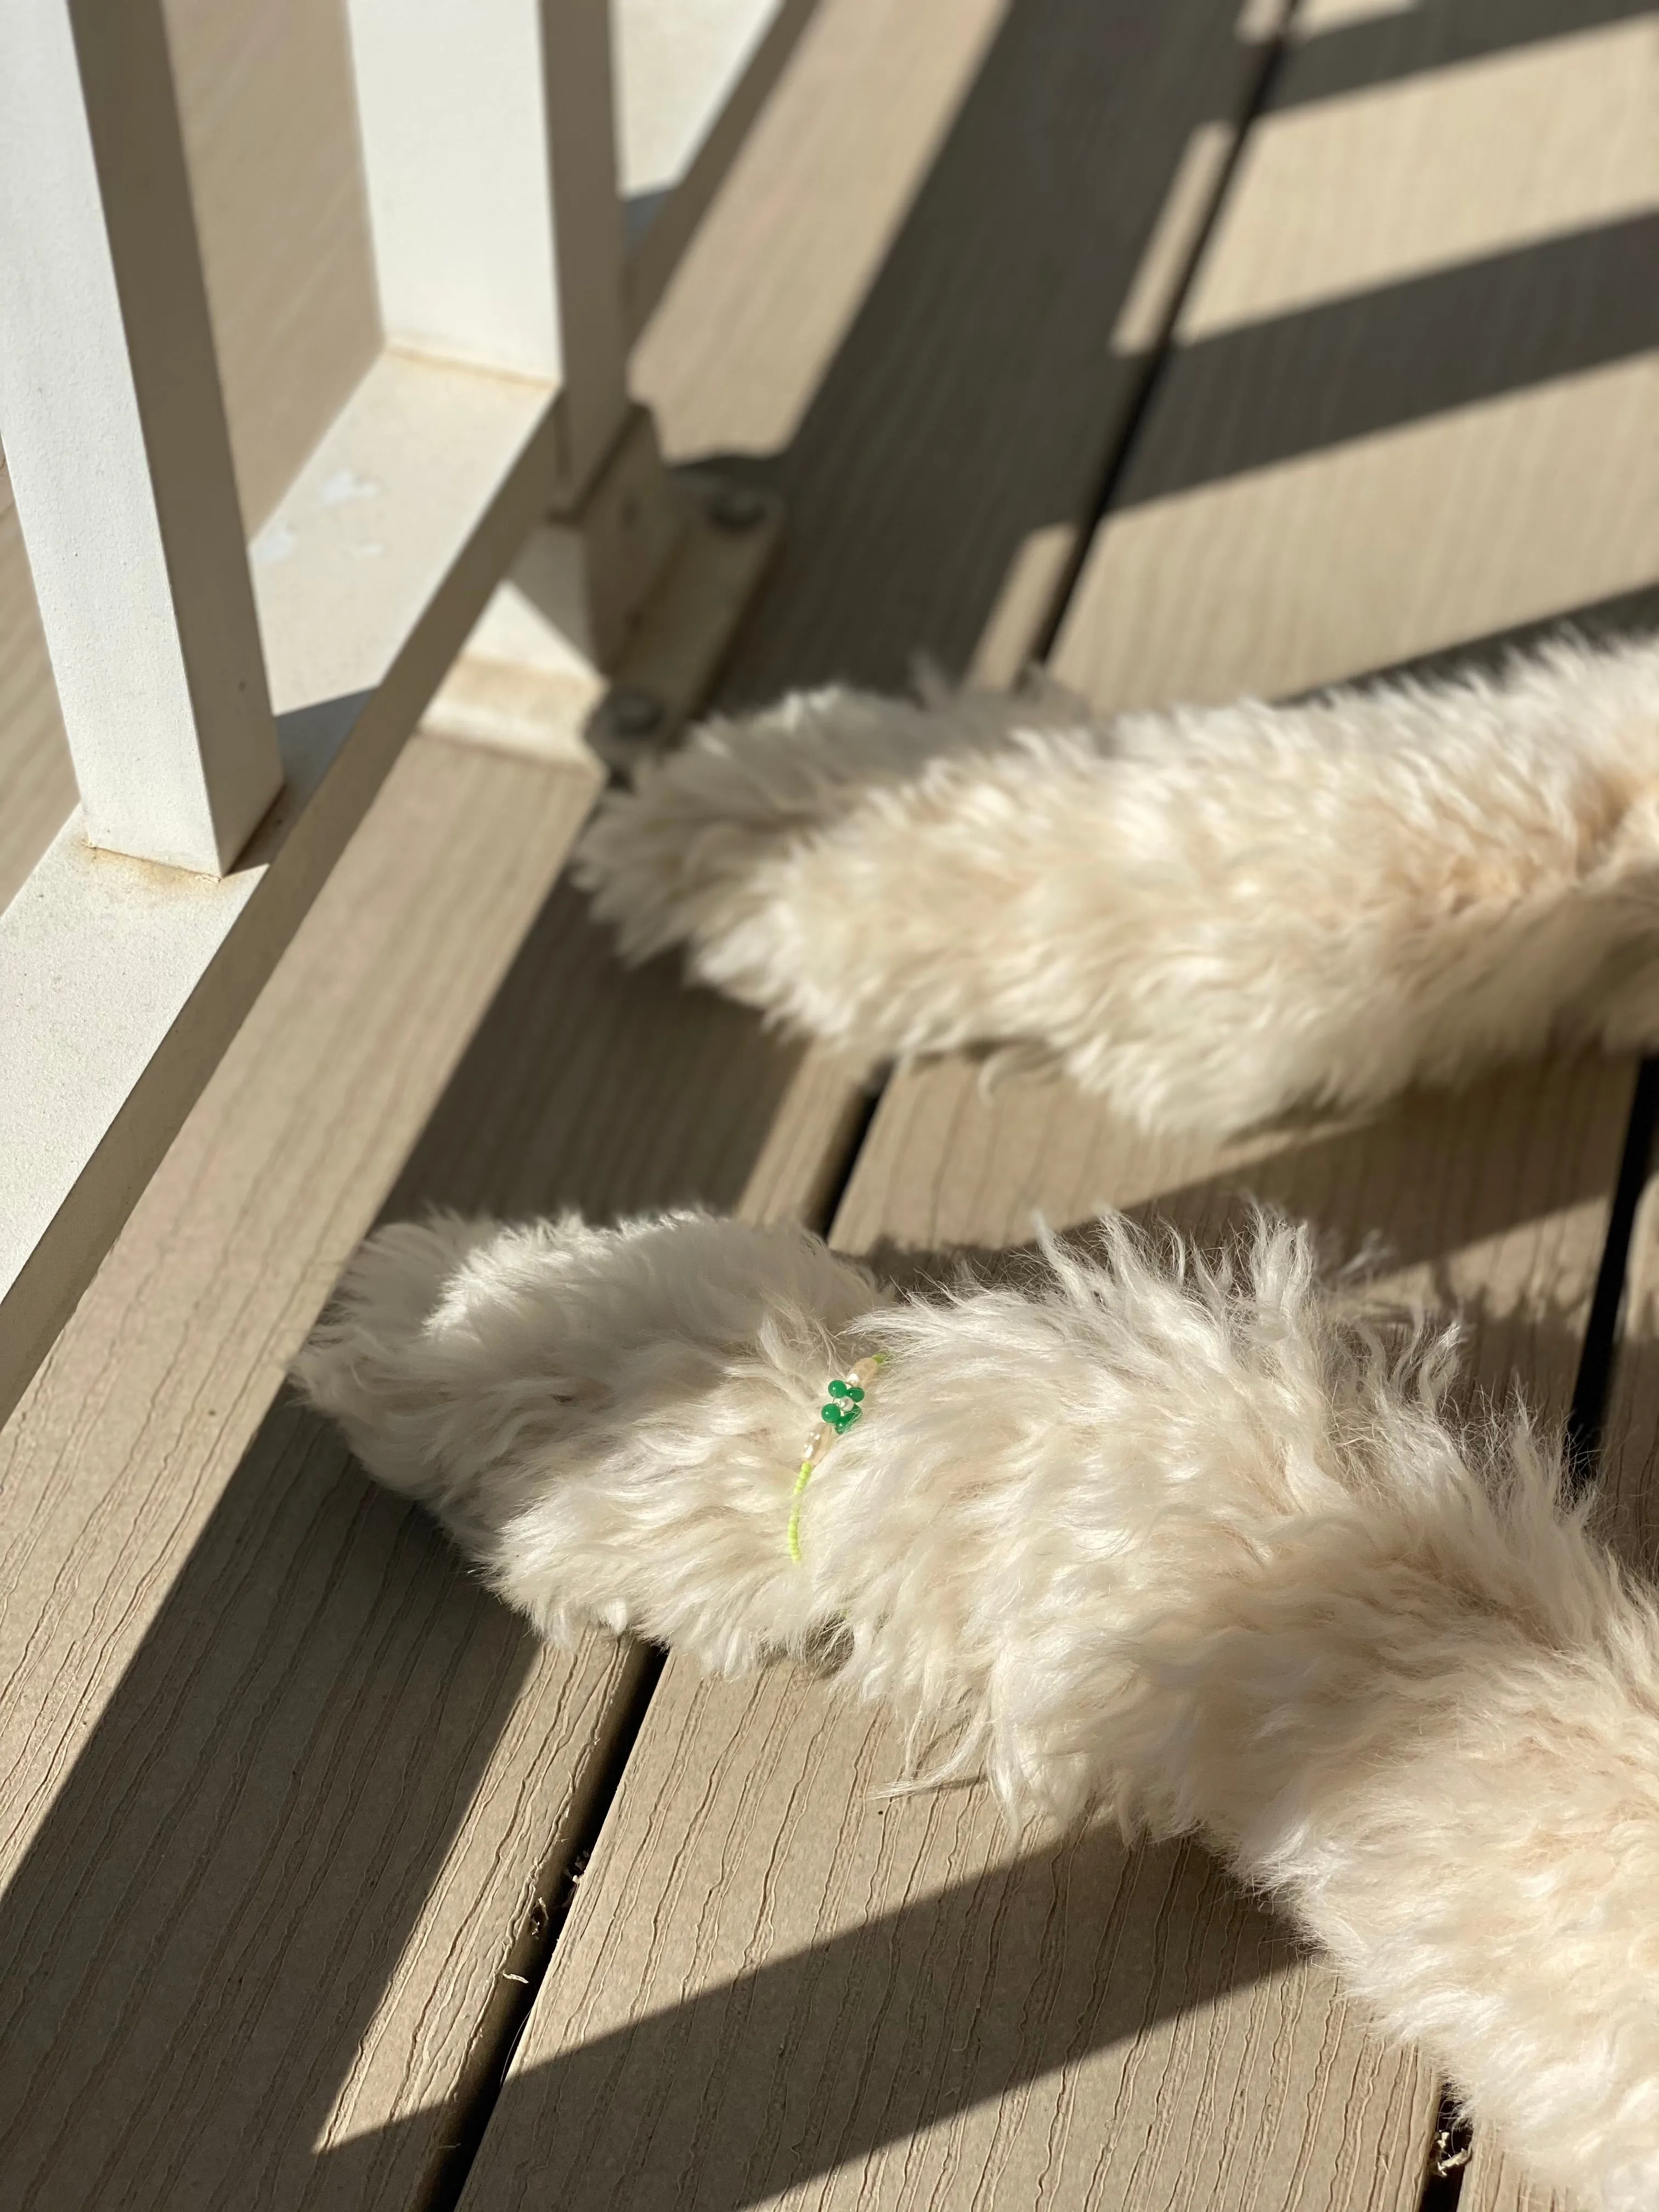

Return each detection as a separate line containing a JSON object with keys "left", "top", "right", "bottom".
{"left": 607, "top": 686, "right": 663, "bottom": 737}
{"left": 707, "top": 482, "right": 766, "bottom": 532}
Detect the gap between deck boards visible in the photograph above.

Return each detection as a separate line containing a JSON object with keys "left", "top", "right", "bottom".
{"left": 402, "top": 9, "right": 1315, "bottom": 2199}
{"left": 6, "top": 1, "right": 1655, "bottom": 2205}
{"left": 433, "top": 3, "right": 1659, "bottom": 2203}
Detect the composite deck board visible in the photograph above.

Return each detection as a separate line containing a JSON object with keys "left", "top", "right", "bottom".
{"left": 0, "top": 739, "right": 609, "bottom": 2209}
{"left": 1055, "top": 7, "right": 1659, "bottom": 711}
{"left": 458, "top": 4, "right": 1657, "bottom": 2204}
{"left": 0, "top": 0, "right": 1224, "bottom": 2199}
{"left": 3, "top": 2, "right": 1651, "bottom": 2208}
{"left": 1463, "top": 2136, "right": 1561, "bottom": 2212}
{"left": 0, "top": 724, "right": 866, "bottom": 2211}
{"left": 635, "top": 0, "right": 1280, "bottom": 702}
{"left": 1459, "top": 1082, "right": 1659, "bottom": 2209}
{"left": 0, "top": 732, "right": 884, "bottom": 2209}
{"left": 422, "top": 6, "right": 1289, "bottom": 2195}
{"left": 462, "top": 1069, "right": 1632, "bottom": 2212}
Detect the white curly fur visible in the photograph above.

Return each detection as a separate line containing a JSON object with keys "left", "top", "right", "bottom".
{"left": 295, "top": 1205, "right": 1659, "bottom": 2211}
{"left": 575, "top": 635, "right": 1659, "bottom": 1132}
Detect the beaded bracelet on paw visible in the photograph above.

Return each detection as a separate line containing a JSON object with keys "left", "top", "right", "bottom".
{"left": 787, "top": 1353, "right": 886, "bottom": 1561}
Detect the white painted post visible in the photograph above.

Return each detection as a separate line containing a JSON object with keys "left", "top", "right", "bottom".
{"left": 346, "top": 0, "right": 632, "bottom": 499}
{"left": 543, "top": 0, "right": 636, "bottom": 490}
{"left": 0, "top": 0, "right": 283, "bottom": 877}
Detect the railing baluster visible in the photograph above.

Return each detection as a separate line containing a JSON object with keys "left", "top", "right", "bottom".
{"left": 543, "top": 0, "right": 634, "bottom": 490}
{"left": 0, "top": 0, "right": 282, "bottom": 877}
{"left": 345, "top": 0, "right": 631, "bottom": 499}
{"left": 0, "top": 0, "right": 798, "bottom": 1427}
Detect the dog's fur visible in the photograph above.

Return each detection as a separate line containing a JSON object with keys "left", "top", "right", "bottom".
{"left": 295, "top": 1206, "right": 1659, "bottom": 2211}
{"left": 575, "top": 634, "right": 1659, "bottom": 1133}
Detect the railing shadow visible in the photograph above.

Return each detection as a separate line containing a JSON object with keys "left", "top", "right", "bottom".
{"left": 4, "top": 0, "right": 1658, "bottom": 2203}
{"left": 1118, "top": 214, "right": 1659, "bottom": 506}
{"left": 0, "top": 885, "right": 819, "bottom": 2205}
{"left": 870, "top": 1049, "right": 1635, "bottom": 1301}
{"left": 311, "top": 1826, "right": 1299, "bottom": 2212}
{"left": 707, "top": 0, "right": 1659, "bottom": 699}
{"left": 702, "top": 0, "right": 1272, "bottom": 700}
{"left": 1270, "top": 0, "right": 1655, "bottom": 110}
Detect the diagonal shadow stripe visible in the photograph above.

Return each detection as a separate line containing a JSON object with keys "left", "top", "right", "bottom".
{"left": 0, "top": 888, "right": 814, "bottom": 2211}
{"left": 1327, "top": 583, "right": 1659, "bottom": 692}
{"left": 1117, "top": 213, "right": 1659, "bottom": 507}
{"left": 705, "top": 0, "right": 1272, "bottom": 698}
{"left": 0, "top": 7, "right": 1282, "bottom": 2206}
{"left": 313, "top": 1825, "right": 1295, "bottom": 2212}
{"left": 1268, "top": 0, "right": 1658, "bottom": 115}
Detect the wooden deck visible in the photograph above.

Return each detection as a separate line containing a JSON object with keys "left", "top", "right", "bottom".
{"left": 3, "top": 1, "right": 1658, "bottom": 2207}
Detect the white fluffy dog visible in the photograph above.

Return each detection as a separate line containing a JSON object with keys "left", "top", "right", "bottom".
{"left": 575, "top": 634, "right": 1659, "bottom": 1133}
{"left": 295, "top": 1205, "right": 1659, "bottom": 2211}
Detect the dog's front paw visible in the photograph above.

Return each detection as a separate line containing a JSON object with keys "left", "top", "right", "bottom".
{"left": 291, "top": 1214, "right": 503, "bottom": 1499}
{"left": 575, "top": 682, "right": 1000, "bottom": 967}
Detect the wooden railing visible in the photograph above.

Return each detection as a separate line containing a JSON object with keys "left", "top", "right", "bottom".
{"left": 0, "top": 0, "right": 817, "bottom": 1429}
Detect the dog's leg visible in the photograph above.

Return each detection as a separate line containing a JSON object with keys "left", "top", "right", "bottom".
{"left": 292, "top": 1207, "right": 887, "bottom": 1665}
{"left": 578, "top": 635, "right": 1659, "bottom": 1132}
{"left": 298, "top": 1204, "right": 1659, "bottom": 2207}
{"left": 572, "top": 677, "right": 1105, "bottom": 1081}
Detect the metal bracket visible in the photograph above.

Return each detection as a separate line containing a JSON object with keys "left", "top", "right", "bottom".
{"left": 422, "top": 404, "right": 780, "bottom": 775}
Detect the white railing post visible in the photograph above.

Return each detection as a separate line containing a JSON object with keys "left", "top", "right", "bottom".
{"left": 542, "top": 0, "right": 635, "bottom": 494}
{"left": 0, "top": 0, "right": 800, "bottom": 1430}
{"left": 0, "top": 0, "right": 283, "bottom": 878}
{"left": 346, "top": 0, "right": 632, "bottom": 503}
{"left": 348, "top": 0, "right": 685, "bottom": 712}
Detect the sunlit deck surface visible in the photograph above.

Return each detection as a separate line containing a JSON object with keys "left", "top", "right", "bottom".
{"left": 3, "top": 2, "right": 1657, "bottom": 2207}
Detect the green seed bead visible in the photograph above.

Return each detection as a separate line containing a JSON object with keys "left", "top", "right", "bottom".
{"left": 827, "top": 1379, "right": 850, "bottom": 1398}
{"left": 845, "top": 1385, "right": 864, "bottom": 1402}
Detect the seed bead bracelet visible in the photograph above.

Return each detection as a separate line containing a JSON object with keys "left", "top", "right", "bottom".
{"left": 787, "top": 1353, "right": 886, "bottom": 1562}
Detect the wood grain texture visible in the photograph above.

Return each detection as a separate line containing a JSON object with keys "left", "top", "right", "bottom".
{"left": 1056, "top": 8, "right": 1659, "bottom": 709}
{"left": 0, "top": 719, "right": 871, "bottom": 2205}
{"left": 0, "top": 785, "right": 867, "bottom": 2203}
{"left": 1, "top": 0, "right": 1092, "bottom": 2193}
{"left": 635, "top": 0, "right": 1274, "bottom": 698}
{"left": 1590, "top": 1172, "right": 1659, "bottom": 1585}
{"left": 1025, "top": 14, "right": 1654, "bottom": 2191}
{"left": 468, "top": 1042, "right": 1629, "bottom": 2212}
{"left": 0, "top": 740, "right": 613, "bottom": 2210}
{"left": 5, "top": 0, "right": 1647, "bottom": 2205}
{"left": 633, "top": 0, "right": 1010, "bottom": 464}
{"left": 1461, "top": 2135, "right": 1566, "bottom": 2212}
{"left": 458, "top": 1663, "right": 1425, "bottom": 2212}
{"left": 1185, "top": 18, "right": 1658, "bottom": 336}
{"left": 460, "top": 5, "right": 1657, "bottom": 2202}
